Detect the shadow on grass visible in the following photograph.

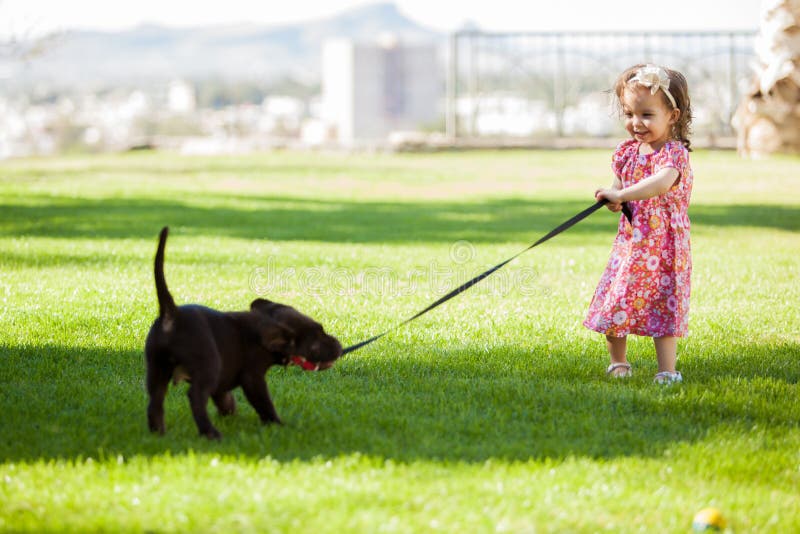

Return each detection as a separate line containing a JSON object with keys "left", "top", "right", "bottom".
{"left": 0, "top": 196, "right": 619, "bottom": 244}
{"left": 1, "top": 340, "right": 797, "bottom": 464}
{"left": 691, "top": 203, "right": 800, "bottom": 232}
{"left": 2, "top": 195, "right": 798, "bottom": 247}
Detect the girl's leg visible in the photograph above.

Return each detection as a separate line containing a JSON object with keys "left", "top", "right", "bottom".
{"left": 654, "top": 336, "right": 678, "bottom": 373}
{"left": 606, "top": 335, "right": 629, "bottom": 376}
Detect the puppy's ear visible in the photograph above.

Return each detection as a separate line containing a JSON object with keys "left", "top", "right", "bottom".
{"left": 259, "top": 320, "right": 297, "bottom": 352}
{"left": 250, "top": 298, "right": 277, "bottom": 314}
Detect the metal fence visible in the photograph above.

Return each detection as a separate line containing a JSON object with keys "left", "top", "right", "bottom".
{"left": 445, "top": 31, "right": 757, "bottom": 146}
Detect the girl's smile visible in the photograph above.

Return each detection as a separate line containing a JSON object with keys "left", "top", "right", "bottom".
{"left": 621, "top": 86, "right": 680, "bottom": 153}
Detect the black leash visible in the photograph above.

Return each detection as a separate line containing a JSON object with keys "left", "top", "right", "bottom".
{"left": 342, "top": 200, "right": 631, "bottom": 354}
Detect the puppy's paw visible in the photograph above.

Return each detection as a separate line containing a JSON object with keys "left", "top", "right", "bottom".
{"left": 260, "top": 416, "right": 283, "bottom": 426}
{"left": 202, "top": 428, "right": 223, "bottom": 440}
{"left": 148, "top": 420, "right": 165, "bottom": 435}
{"left": 214, "top": 392, "right": 237, "bottom": 416}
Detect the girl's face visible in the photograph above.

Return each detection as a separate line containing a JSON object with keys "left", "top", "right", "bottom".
{"left": 621, "top": 85, "right": 680, "bottom": 151}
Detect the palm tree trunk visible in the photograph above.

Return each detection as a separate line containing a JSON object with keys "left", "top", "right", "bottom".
{"left": 734, "top": 0, "right": 800, "bottom": 156}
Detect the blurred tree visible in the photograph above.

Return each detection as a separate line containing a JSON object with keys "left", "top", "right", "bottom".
{"left": 0, "top": 1, "right": 60, "bottom": 61}
{"left": 194, "top": 77, "right": 316, "bottom": 108}
{"left": 195, "top": 79, "right": 266, "bottom": 108}
{"left": 735, "top": 0, "right": 800, "bottom": 156}
{"left": 266, "top": 76, "right": 319, "bottom": 99}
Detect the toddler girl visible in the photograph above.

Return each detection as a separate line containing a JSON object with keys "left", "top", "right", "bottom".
{"left": 584, "top": 64, "right": 693, "bottom": 384}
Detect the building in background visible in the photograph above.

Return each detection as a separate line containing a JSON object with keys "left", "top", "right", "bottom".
{"left": 322, "top": 37, "right": 440, "bottom": 146}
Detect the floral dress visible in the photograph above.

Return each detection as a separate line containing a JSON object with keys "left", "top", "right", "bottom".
{"left": 583, "top": 139, "right": 693, "bottom": 338}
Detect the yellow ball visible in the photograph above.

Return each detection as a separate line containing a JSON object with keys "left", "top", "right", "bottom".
{"left": 692, "top": 507, "right": 726, "bottom": 531}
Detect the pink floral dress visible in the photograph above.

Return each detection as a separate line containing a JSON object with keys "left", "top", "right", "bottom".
{"left": 584, "top": 139, "right": 692, "bottom": 338}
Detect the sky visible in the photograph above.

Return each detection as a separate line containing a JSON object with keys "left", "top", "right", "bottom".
{"left": 1, "top": 0, "right": 761, "bottom": 37}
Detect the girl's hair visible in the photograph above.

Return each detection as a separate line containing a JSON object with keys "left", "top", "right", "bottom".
{"left": 613, "top": 64, "right": 693, "bottom": 151}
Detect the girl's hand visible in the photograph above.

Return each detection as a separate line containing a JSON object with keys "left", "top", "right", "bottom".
{"left": 595, "top": 188, "right": 623, "bottom": 212}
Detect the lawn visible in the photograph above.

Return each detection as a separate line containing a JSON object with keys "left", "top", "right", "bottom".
{"left": 0, "top": 148, "right": 798, "bottom": 533}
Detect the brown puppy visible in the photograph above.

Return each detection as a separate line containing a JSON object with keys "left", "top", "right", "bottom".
{"left": 145, "top": 227, "right": 342, "bottom": 439}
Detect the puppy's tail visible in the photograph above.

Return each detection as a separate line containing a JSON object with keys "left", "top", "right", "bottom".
{"left": 154, "top": 226, "right": 177, "bottom": 322}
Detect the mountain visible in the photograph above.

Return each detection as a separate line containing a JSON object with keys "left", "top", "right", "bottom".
{"left": 7, "top": 2, "right": 443, "bottom": 90}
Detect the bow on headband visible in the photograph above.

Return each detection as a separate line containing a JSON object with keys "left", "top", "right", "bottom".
{"left": 630, "top": 65, "right": 677, "bottom": 109}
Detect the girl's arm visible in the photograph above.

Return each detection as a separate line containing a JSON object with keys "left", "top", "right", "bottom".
{"left": 596, "top": 168, "right": 679, "bottom": 205}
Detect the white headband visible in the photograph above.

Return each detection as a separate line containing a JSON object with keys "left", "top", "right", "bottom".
{"left": 629, "top": 64, "right": 677, "bottom": 109}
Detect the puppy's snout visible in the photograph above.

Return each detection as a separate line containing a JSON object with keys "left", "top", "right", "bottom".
{"left": 315, "top": 334, "right": 342, "bottom": 364}
{"left": 329, "top": 335, "right": 343, "bottom": 359}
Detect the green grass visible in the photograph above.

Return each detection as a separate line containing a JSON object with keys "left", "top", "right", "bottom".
{"left": 1, "top": 149, "right": 799, "bottom": 533}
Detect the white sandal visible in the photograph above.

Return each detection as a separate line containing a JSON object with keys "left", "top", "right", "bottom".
{"left": 654, "top": 371, "right": 683, "bottom": 384}
{"left": 606, "top": 362, "right": 632, "bottom": 378}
